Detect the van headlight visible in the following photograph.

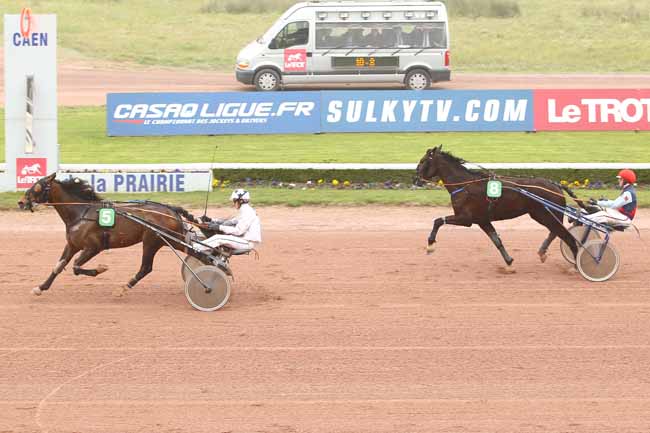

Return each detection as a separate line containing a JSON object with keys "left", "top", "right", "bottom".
{"left": 237, "top": 59, "right": 250, "bottom": 69}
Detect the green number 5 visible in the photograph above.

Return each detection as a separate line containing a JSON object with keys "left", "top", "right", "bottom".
{"left": 98, "top": 208, "right": 115, "bottom": 227}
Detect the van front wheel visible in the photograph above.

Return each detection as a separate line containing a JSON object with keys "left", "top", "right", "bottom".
{"left": 254, "top": 69, "right": 281, "bottom": 91}
{"left": 405, "top": 69, "right": 431, "bottom": 91}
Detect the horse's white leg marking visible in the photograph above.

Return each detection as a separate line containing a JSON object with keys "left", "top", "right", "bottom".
{"left": 53, "top": 259, "right": 66, "bottom": 274}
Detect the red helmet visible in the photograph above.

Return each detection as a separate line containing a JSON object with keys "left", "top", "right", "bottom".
{"left": 617, "top": 169, "right": 636, "bottom": 184}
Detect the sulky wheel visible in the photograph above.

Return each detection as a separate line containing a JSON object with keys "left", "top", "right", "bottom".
{"left": 185, "top": 265, "right": 232, "bottom": 312}
{"left": 576, "top": 239, "right": 620, "bottom": 282}
{"left": 560, "top": 225, "right": 600, "bottom": 265}
{"left": 181, "top": 254, "right": 205, "bottom": 282}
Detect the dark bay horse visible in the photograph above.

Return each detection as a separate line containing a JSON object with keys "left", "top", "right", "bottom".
{"left": 18, "top": 173, "right": 194, "bottom": 297}
{"left": 415, "top": 146, "right": 578, "bottom": 271}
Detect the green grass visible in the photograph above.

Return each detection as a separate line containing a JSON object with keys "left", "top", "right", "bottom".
{"left": 3, "top": 187, "right": 649, "bottom": 210}
{"left": 1, "top": 108, "right": 649, "bottom": 164}
{"left": 1, "top": 0, "right": 649, "bottom": 72}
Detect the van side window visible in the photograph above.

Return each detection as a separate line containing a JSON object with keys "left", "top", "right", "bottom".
{"left": 315, "top": 22, "right": 446, "bottom": 49}
{"left": 269, "top": 21, "right": 309, "bottom": 49}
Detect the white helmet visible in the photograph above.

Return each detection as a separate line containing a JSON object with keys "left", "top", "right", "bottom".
{"left": 230, "top": 188, "right": 250, "bottom": 203}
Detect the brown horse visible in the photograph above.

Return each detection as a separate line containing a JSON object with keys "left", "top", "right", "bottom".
{"left": 18, "top": 173, "right": 194, "bottom": 297}
{"left": 415, "top": 146, "right": 578, "bottom": 271}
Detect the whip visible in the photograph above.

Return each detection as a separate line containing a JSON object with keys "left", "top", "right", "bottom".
{"left": 203, "top": 144, "right": 219, "bottom": 219}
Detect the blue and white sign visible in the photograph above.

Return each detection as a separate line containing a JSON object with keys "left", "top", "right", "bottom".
{"left": 59, "top": 171, "right": 212, "bottom": 193}
{"left": 106, "top": 90, "right": 533, "bottom": 136}
{"left": 107, "top": 92, "right": 320, "bottom": 136}
{"left": 321, "top": 90, "right": 533, "bottom": 132}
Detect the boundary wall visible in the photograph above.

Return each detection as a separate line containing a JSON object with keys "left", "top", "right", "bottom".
{"left": 107, "top": 89, "right": 650, "bottom": 136}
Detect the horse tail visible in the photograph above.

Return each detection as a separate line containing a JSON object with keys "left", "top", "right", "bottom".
{"left": 556, "top": 182, "right": 587, "bottom": 209}
{"left": 167, "top": 204, "right": 200, "bottom": 224}
{"left": 558, "top": 183, "right": 577, "bottom": 199}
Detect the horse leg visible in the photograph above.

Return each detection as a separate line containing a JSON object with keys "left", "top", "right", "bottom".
{"left": 72, "top": 248, "right": 108, "bottom": 277}
{"left": 427, "top": 214, "right": 472, "bottom": 254}
{"left": 530, "top": 211, "right": 578, "bottom": 262}
{"left": 114, "top": 240, "right": 163, "bottom": 297}
{"left": 537, "top": 232, "right": 557, "bottom": 263}
{"left": 478, "top": 221, "right": 515, "bottom": 271}
{"left": 33, "top": 243, "right": 80, "bottom": 296}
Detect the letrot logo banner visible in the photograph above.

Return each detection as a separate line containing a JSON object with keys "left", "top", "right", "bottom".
{"left": 16, "top": 157, "right": 46, "bottom": 188}
{"left": 534, "top": 89, "right": 650, "bottom": 131}
{"left": 284, "top": 48, "right": 307, "bottom": 72}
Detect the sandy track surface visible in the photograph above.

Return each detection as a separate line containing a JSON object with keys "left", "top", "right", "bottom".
{"left": 1, "top": 49, "right": 649, "bottom": 106}
{"left": 1, "top": 206, "right": 650, "bottom": 432}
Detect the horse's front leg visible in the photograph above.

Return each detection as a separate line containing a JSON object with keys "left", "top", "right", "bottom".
{"left": 33, "top": 243, "right": 79, "bottom": 295}
{"left": 427, "top": 214, "right": 472, "bottom": 254}
{"left": 72, "top": 248, "right": 108, "bottom": 277}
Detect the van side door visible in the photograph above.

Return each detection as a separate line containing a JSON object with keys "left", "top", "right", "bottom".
{"left": 267, "top": 21, "right": 311, "bottom": 84}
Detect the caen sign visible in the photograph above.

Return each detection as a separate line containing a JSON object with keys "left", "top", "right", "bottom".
{"left": 13, "top": 8, "right": 49, "bottom": 47}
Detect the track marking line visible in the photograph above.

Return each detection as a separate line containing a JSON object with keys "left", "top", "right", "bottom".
{"left": 35, "top": 352, "right": 141, "bottom": 433}
{"left": 7, "top": 345, "right": 650, "bottom": 353}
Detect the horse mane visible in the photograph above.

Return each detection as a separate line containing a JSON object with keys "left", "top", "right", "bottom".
{"left": 56, "top": 178, "right": 103, "bottom": 201}
{"left": 437, "top": 149, "right": 486, "bottom": 176}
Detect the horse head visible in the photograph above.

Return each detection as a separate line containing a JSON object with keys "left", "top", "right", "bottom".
{"left": 414, "top": 145, "right": 442, "bottom": 186}
{"left": 18, "top": 172, "right": 56, "bottom": 212}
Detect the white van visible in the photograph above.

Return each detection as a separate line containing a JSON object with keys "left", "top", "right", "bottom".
{"left": 236, "top": 1, "right": 450, "bottom": 91}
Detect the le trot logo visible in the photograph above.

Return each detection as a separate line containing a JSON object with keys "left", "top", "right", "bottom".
{"left": 284, "top": 49, "right": 307, "bottom": 72}
{"left": 16, "top": 157, "right": 47, "bottom": 189}
{"left": 13, "top": 8, "right": 49, "bottom": 47}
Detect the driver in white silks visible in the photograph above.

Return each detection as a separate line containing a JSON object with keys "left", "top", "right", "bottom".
{"left": 586, "top": 169, "right": 637, "bottom": 229}
{"left": 196, "top": 189, "right": 261, "bottom": 254}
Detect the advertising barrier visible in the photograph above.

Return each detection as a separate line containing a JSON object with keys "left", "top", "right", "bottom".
{"left": 58, "top": 171, "right": 212, "bottom": 193}
{"left": 107, "top": 92, "right": 320, "bottom": 136}
{"left": 321, "top": 90, "right": 533, "bottom": 132}
{"left": 534, "top": 89, "right": 650, "bottom": 131}
{"left": 107, "top": 90, "right": 534, "bottom": 135}
{"left": 107, "top": 89, "right": 650, "bottom": 136}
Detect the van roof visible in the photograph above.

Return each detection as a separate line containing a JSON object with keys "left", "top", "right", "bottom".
{"left": 282, "top": 1, "right": 447, "bottom": 20}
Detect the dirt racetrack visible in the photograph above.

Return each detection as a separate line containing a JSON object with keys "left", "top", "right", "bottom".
{"left": 2, "top": 48, "right": 650, "bottom": 106}
{"left": 2, "top": 206, "right": 650, "bottom": 433}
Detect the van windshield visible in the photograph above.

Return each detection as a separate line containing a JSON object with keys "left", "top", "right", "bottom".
{"left": 315, "top": 22, "right": 447, "bottom": 49}
{"left": 269, "top": 21, "right": 310, "bottom": 49}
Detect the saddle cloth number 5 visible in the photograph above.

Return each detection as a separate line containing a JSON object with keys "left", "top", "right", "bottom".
{"left": 98, "top": 208, "right": 116, "bottom": 228}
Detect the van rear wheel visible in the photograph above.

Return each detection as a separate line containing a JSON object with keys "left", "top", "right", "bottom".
{"left": 405, "top": 69, "right": 431, "bottom": 91}
{"left": 254, "top": 69, "right": 281, "bottom": 91}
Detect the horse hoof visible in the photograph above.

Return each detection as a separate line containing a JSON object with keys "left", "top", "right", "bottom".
{"left": 32, "top": 287, "right": 42, "bottom": 296}
{"left": 425, "top": 244, "right": 436, "bottom": 255}
{"left": 538, "top": 252, "right": 548, "bottom": 263}
{"left": 112, "top": 285, "right": 128, "bottom": 298}
{"left": 96, "top": 264, "right": 109, "bottom": 274}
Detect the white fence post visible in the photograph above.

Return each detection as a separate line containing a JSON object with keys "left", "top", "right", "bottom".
{"left": 1, "top": 10, "right": 57, "bottom": 192}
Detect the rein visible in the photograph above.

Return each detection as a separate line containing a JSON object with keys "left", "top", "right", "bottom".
{"left": 422, "top": 176, "right": 583, "bottom": 205}
{"left": 42, "top": 202, "right": 205, "bottom": 228}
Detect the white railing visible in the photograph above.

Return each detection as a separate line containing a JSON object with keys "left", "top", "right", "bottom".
{"left": 1, "top": 162, "right": 650, "bottom": 172}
